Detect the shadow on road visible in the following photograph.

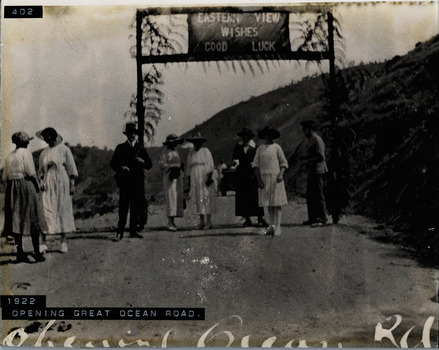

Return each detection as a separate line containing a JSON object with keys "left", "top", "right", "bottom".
{"left": 282, "top": 223, "right": 313, "bottom": 228}
{"left": 180, "top": 231, "right": 267, "bottom": 238}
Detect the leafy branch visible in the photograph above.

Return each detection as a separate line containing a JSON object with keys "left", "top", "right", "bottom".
{"left": 126, "top": 14, "right": 187, "bottom": 141}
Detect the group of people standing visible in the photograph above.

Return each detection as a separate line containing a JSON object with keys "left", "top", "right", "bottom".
{"left": 231, "top": 119, "right": 330, "bottom": 231}
{"left": 233, "top": 126, "right": 289, "bottom": 236}
{"left": 156, "top": 124, "right": 292, "bottom": 237}
{"left": 156, "top": 127, "right": 288, "bottom": 235}
{"left": 2, "top": 119, "right": 330, "bottom": 261}
{"left": 153, "top": 119, "right": 329, "bottom": 235}
{"left": 110, "top": 119, "right": 329, "bottom": 241}
{"left": 3, "top": 127, "right": 78, "bottom": 263}
{"left": 111, "top": 124, "right": 219, "bottom": 239}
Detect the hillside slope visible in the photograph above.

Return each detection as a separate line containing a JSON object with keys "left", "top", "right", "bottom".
{"left": 182, "top": 75, "right": 326, "bottom": 166}
{"left": 349, "top": 35, "right": 439, "bottom": 261}
{"left": 182, "top": 34, "right": 439, "bottom": 261}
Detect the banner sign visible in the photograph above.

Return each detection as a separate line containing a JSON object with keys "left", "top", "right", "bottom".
{"left": 188, "top": 12, "right": 291, "bottom": 57}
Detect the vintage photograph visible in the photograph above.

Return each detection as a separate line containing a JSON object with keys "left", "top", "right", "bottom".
{"left": 1, "top": 0, "right": 438, "bottom": 347}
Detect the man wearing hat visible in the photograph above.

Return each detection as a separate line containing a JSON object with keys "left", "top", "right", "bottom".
{"left": 110, "top": 123, "right": 152, "bottom": 240}
{"left": 300, "top": 120, "right": 328, "bottom": 226}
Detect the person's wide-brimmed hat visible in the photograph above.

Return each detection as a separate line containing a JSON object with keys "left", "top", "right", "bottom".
{"left": 36, "top": 127, "right": 63, "bottom": 145}
{"left": 257, "top": 126, "right": 280, "bottom": 140}
{"left": 237, "top": 127, "right": 255, "bottom": 138}
{"left": 123, "top": 122, "right": 139, "bottom": 135}
{"left": 12, "top": 131, "right": 33, "bottom": 144}
{"left": 300, "top": 120, "right": 317, "bottom": 129}
{"left": 163, "top": 134, "right": 184, "bottom": 146}
{"left": 186, "top": 132, "right": 207, "bottom": 143}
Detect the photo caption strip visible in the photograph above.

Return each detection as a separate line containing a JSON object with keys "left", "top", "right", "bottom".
{"left": 3, "top": 6, "right": 43, "bottom": 19}
{"left": 1, "top": 296, "right": 205, "bottom": 320}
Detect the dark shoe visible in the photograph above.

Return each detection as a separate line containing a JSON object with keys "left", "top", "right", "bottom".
{"left": 311, "top": 220, "right": 328, "bottom": 228}
{"left": 130, "top": 232, "right": 143, "bottom": 238}
{"left": 34, "top": 253, "right": 46, "bottom": 262}
{"left": 302, "top": 220, "right": 315, "bottom": 225}
{"left": 17, "top": 254, "right": 31, "bottom": 263}
{"left": 244, "top": 219, "right": 252, "bottom": 227}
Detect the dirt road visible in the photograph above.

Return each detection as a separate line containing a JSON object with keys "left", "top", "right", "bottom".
{"left": 1, "top": 196, "right": 437, "bottom": 348}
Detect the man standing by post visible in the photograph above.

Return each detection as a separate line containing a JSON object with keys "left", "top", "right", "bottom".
{"left": 110, "top": 122, "right": 152, "bottom": 241}
{"left": 301, "top": 120, "right": 328, "bottom": 227}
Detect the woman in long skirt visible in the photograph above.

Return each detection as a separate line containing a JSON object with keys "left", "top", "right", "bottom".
{"left": 160, "top": 134, "right": 185, "bottom": 231}
{"left": 186, "top": 132, "right": 216, "bottom": 229}
{"left": 3, "top": 132, "right": 46, "bottom": 262}
{"left": 36, "top": 127, "right": 78, "bottom": 253}
{"left": 232, "top": 127, "right": 266, "bottom": 227}
{"left": 252, "top": 126, "right": 288, "bottom": 236}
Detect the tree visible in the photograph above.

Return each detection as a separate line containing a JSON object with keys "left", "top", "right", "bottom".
{"left": 124, "top": 65, "right": 163, "bottom": 141}
{"left": 127, "top": 13, "right": 187, "bottom": 142}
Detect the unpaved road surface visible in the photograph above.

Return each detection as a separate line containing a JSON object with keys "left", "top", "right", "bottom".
{"left": 1, "top": 196, "right": 437, "bottom": 348}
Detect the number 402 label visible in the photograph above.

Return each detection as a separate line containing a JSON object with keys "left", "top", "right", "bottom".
{"left": 4, "top": 6, "right": 43, "bottom": 19}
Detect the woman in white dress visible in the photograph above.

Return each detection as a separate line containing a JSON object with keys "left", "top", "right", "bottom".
{"left": 3, "top": 132, "right": 46, "bottom": 262}
{"left": 252, "top": 126, "right": 288, "bottom": 236}
{"left": 186, "top": 132, "right": 216, "bottom": 229}
{"left": 36, "top": 127, "right": 78, "bottom": 253}
{"left": 160, "top": 134, "right": 185, "bottom": 231}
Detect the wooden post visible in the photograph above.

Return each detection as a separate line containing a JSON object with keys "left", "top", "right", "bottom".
{"left": 136, "top": 10, "right": 148, "bottom": 227}
{"left": 136, "top": 10, "right": 145, "bottom": 145}
{"left": 327, "top": 10, "right": 345, "bottom": 223}
{"left": 327, "top": 11, "right": 336, "bottom": 126}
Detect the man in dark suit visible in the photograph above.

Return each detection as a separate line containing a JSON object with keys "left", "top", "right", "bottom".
{"left": 110, "top": 123, "right": 152, "bottom": 241}
{"left": 301, "top": 120, "right": 328, "bottom": 227}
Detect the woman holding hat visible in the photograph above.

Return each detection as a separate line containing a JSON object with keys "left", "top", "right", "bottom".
{"left": 36, "top": 127, "right": 78, "bottom": 253}
{"left": 252, "top": 126, "right": 288, "bottom": 236}
{"left": 2, "top": 132, "right": 46, "bottom": 262}
{"left": 186, "top": 132, "right": 216, "bottom": 229}
{"left": 160, "top": 134, "right": 185, "bottom": 231}
{"left": 232, "top": 127, "right": 266, "bottom": 227}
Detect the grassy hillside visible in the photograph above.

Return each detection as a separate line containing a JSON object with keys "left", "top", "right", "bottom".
{"left": 347, "top": 36, "right": 439, "bottom": 262}
{"left": 181, "top": 34, "right": 439, "bottom": 262}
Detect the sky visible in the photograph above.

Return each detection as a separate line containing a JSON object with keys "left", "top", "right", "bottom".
{"left": 1, "top": 1, "right": 438, "bottom": 160}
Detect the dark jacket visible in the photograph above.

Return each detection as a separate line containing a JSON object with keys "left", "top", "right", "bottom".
{"left": 110, "top": 141, "right": 152, "bottom": 186}
{"left": 233, "top": 144, "right": 257, "bottom": 179}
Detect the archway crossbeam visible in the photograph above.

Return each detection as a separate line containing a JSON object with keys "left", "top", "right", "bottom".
{"left": 135, "top": 6, "right": 336, "bottom": 143}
